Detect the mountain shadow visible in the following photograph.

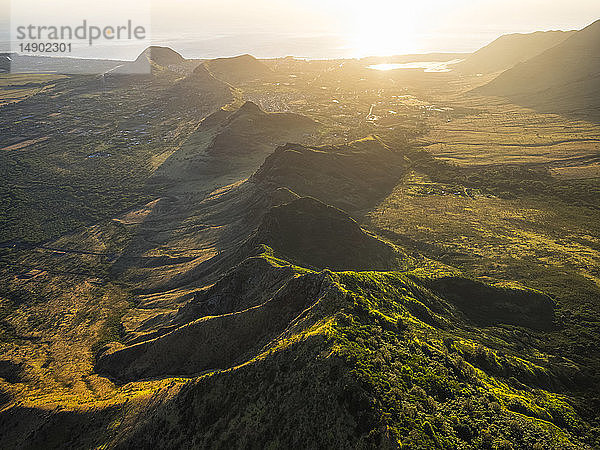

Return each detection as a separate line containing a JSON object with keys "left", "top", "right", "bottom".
{"left": 251, "top": 196, "right": 407, "bottom": 271}
{"left": 475, "top": 19, "right": 600, "bottom": 122}
{"left": 252, "top": 136, "right": 410, "bottom": 212}
{"left": 456, "top": 30, "right": 574, "bottom": 75}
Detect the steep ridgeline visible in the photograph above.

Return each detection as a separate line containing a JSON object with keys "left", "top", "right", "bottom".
{"left": 203, "top": 54, "right": 274, "bottom": 84}
{"left": 2, "top": 124, "right": 595, "bottom": 447}
{"left": 96, "top": 135, "right": 413, "bottom": 381}
{"left": 154, "top": 101, "right": 318, "bottom": 181}
{"left": 91, "top": 259, "right": 583, "bottom": 449}
{"left": 136, "top": 46, "right": 186, "bottom": 66}
{"left": 456, "top": 30, "right": 574, "bottom": 75}
{"left": 165, "top": 64, "right": 236, "bottom": 110}
{"left": 89, "top": 133, "right": 595, "bottom": 449}
{"left": 475, "top": 19, "right": 600, "bottom": 121}
{"left": 96, "top": 267, "right": 336, "bottom": 382}
{"left": 106, "top": 46, "right": 195, "bottom": 76}
{"left": 204, "top": 101, "right": 318, "bottom": 157}
{"left": 251, "top": 197, "right": 407, "bottom": 271}
{"left": 253, "top": 136, "right": 409, "bottom": 211}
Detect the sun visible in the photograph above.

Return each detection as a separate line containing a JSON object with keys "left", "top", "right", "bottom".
{"left": 350, "top": 24, "right": 418, "bottom": 57}
{"left": 342, "top": 0, "right": 420, "bottom": 57}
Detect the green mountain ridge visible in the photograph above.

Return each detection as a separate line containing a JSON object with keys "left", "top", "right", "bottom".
{"left": 13, "top": 257, "right": 591, "bottom": 448}
{"left": 79, "top": 134, "right": 596, "bottom": 448}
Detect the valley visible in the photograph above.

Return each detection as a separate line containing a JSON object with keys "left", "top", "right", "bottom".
{"left": 0, "top": 21, "right": 599, "bottom": 448}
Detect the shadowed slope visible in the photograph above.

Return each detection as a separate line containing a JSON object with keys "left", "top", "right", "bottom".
{"left": 154, "top": 101, "right": 318, "bottom": 182}
{"left": 95, "top": 270, "right": 337, "bottom": 383}
{"left": 476, "top": 19, "right": 600, "bottom": 120}
{"left": 135, "top": 46, "right": 186, "bottom": 66}
{"left": 106, "top": 46, "right": 191, "bottom": 76}
{"left": 90, "top": 270, "right": 584, "bottom": 450}
{"left": 203, "top": 54, "right": 274, "bottom": 84}
{"left": 253, "top": 136, "right": 410, "bottom": 211}
{"left": 417, "top": 276, "right": 556, "bottom": 330}
{"left": 166, "top": 64, "right": 236, "bottom": 108}
{"left": 174, "top": 255, "right": 296, "bottom": 322}
{"left": 205, "top": 101, "right": 318, "bottom": 156}
{"left": 456, "top": 30, "right": 574, "bottom": 74}
{"left": 253, "top": 197, "right": 406, "bottom": 271}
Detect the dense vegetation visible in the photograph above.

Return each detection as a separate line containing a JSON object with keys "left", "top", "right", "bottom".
{"left": 98, "top": 262, "right": 595, "bottom": 449}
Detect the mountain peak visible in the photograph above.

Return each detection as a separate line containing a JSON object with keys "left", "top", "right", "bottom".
{"left": 192, "top": 63, "right": 218, "bottom": 79}
{"left": 456, "top": 29, "right": 575, "bottom": 74}
{"left": 238, "top": 101, "right": 263, "bottom": 114}
{"left": 253, "top": 196, "right": 403, "bottom": 271}
{"left": 135, "top": 46, "right": 185, "bottom": 66}
{"left": 475, "top": 18, "right": 600, "bottom": 121}
{"left": 203, "top": 54, "right": 273, "bottom": 84}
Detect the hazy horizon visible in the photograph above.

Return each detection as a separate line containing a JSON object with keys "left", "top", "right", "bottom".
{"left": 1, "top": 0, "right": 598, "bottom": 60}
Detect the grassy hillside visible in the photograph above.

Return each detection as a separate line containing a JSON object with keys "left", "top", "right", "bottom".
{"left": 0, "top": 61, "right": 235, "bottom": 244}
{"left": 7, "top": 255, "right": 594, "bottom": 448}
{"left": 476, "top": 20, "right": 600, "bottom": 121}
{"left": 203, "top": 54, "right": 274, "bottom": 85}
{"left": 456, "top": 30, "right": 574, "bottom": 75}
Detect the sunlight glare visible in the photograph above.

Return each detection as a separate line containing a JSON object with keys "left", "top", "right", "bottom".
{"left": 343, "top": 0, "right": 420, "bottom": 56}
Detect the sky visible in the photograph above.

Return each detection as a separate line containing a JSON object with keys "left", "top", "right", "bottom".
{"left": 1, "top": 0, "right": 599, "bottom": 59}
{"left": 151, "top": 0, "right": 599, "bottom": 57}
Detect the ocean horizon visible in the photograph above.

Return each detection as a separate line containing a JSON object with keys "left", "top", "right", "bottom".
{"left": 1, "top": 29, "right": 512, "bottom": 61}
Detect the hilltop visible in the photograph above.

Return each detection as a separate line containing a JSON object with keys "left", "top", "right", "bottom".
{"left": 205, "top": 101, "right": 318, "bottom": 156}
{"left": 203, "top": 54, "right": 274, "bottom": 84}
{"left": 0, "top": 25, "right": 599, "bottom": 450}
{"left": 165, "top": 64, "right": 236, "bottom": 109}
{"left": 107, "top": 46, "right": 197, "bottom": 76}
{"left": 456, "top": 30, "right": 574, "bottom": 74}
{"left": 253, "top": 137, "right": 409, "bottom": 211}
{"left": 251, "top": 196, "right": 406, "bottom": 271}
{"left": 135, "top": 46, "right": 186, "bottom": 66}
{"left": 155, "top": 101, "right": 318, "bottom": 182}
{"left": 476, "top": 19, "right": 600, "bottom": 120}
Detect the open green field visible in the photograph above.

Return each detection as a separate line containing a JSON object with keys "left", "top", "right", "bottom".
{"left": 0, "top": 74, "right": 66, "bottom": 105}
{"left": 422, "top": 95, "right": 600, "bottom": 168}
